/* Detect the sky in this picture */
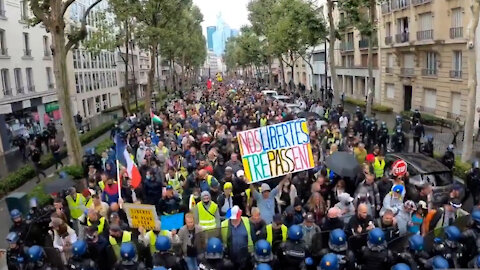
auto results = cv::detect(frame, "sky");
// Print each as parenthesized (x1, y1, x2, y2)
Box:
(193, 0, 250, 34)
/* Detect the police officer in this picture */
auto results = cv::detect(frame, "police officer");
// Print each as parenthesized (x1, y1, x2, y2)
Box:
(361, 117, 371, 143)
(420, 136, 434, 158)
(432, 225, 466, 268)
(412, 122, 425, 152)
(319, 253, 339, 270)
(466, 160, 480, 205)
(359, 228, 394, 270)
(25, 245, 53, 270)
(68, 240, 97, 270)
(412, 109, 421, 127)
(367, 118, 378, 150)
(392, 263, 411, 270)
(277, 225, 307, 270)
(463, 209, 480, 264)
(252, 239, 275, 268)
(395, 115, 403, 131)
(391, 128, 406, 152)
(395, 234, 430, 270)
(356, 107, 364, 122)
(441, 145, 455, 170)
(114, 242, 146, 270)
(152, 235, 183, 269)
(5, 232, 27, 270)
(431, 256, 449, 270)
(318, 229, 355, 270)
(378, 122, 389, 152)
(199, 237, 234, 270)
(9, 209, 29, 245)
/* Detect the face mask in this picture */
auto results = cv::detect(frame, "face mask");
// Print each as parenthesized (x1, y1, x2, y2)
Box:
(146, 176, 151, 180)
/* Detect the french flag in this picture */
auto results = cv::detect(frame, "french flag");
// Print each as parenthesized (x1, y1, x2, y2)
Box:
(115, 134, 142, 189)
(225, 205, 242, 220)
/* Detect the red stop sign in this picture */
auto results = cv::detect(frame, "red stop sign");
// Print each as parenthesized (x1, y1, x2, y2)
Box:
(392, 159, 407, 177)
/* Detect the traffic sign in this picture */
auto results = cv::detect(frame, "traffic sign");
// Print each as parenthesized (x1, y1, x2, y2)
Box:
(391, 159, 407, 177)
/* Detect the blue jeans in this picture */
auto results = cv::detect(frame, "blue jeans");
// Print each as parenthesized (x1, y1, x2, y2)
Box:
(184, 256, 198, 270)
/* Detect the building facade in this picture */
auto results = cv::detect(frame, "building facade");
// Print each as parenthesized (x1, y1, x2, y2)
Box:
(0, 0, 58, 153)
(206, 26, 216, 52)
(379, 0, 469, 118)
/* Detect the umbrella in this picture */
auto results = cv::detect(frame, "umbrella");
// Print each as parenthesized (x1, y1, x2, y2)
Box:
(324, 151, 361, 178)
(297, 111, 322, 119)
(44, 175, 75, 194)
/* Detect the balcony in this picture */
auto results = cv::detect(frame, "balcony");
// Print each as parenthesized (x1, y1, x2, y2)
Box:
(392, 0, 410, 10)
(385, 36, 393, 45)
(381, 2, 391, 14)
(28, 85, 35, 92)
(450, 70, 462, 79)
(400, 67, 415, 77)
(385, 67, 393, 73)
(417, 30, 433, 41)
(359, 38, 378, 49)
(450, 27, 463, 39)
(3, 88, 11, 96)
(412, 0, 432, 6)
(447, 112, 461, 119)
(0, 47, 8, 56)
(419, 105, 435, 114)
(24, 49, 31, 57)
(341, 42, 354, 52)
(421, 68, 437, 76)
(16, 87, 24, 94)
(48, 83, 55, 89)
(395, 32, 409, 43)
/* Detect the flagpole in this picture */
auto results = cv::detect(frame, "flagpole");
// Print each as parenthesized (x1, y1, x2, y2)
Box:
(116, 159, 122, 200)
(150, 108, 154, 130)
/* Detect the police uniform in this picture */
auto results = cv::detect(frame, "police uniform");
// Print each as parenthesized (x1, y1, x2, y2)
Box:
(68, 257, 97, 270)
(199, 259, 235, 270)
(152, 251, 183, 270)
(277, 240, 307, 270)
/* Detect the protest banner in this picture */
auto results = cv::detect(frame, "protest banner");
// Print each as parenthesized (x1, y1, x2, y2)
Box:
(237, 118, 314, 183)
(123, 203, 160, 231)
(160, 213, 185, 230)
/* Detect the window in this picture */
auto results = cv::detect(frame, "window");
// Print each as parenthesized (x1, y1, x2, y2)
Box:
(82, 51, 87, 68)
(313, 52, 325, 62)
(79, 73, 84, 92)
(14, 68, 23, 94)
(1, 69, 10, 95)
(387, 54, 394, 67)
(73, 50, 78, 68)
(386, 83, 395, 99)
(451, 92, 461, 115)
(418, 13, 433, 40)
(43, 36, 50, 56)
(451, 8, 463, 38)
(113, 72, 117, 86)
(386, 22, 391, 37)
(23, 33, 30, 56)
(451, 51, 462, 78)
(396, 17, 409, 42)
(0, 0, 5, 16)
(46, 67, 53, 88)
(75, 73, 80, 93)
(424, 51, 437, 75)
(0, 29, 6, 55)
(26, 67, 33, 91)
(20, 0, 28, 20)
(424, 88, 437, 110)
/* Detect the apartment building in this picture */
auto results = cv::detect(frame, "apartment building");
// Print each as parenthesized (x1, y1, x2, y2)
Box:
(0, 0, 58, 153)
(379, 0, 468, 119)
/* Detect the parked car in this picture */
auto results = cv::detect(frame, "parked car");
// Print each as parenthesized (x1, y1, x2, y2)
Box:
(261, 90, 279, 99)
(384, 152, 463, 205)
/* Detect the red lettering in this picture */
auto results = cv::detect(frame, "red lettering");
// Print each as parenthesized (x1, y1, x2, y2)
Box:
(253, 130, 262, 153)
(238, 132, 253, 155)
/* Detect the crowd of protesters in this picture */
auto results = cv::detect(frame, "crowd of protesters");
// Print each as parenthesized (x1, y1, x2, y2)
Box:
(5, 80, 480, 270)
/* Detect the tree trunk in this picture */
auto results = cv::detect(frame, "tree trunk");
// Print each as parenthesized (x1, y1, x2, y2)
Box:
(327, 0, 340, 105)
(123, 20, 131, 115)
(290, 52, 295, 91)
(267, 57, 274, 88)
(366, 0, 376, 116)
(462, 0, 480, 162)
(52, 30, 83, 166)
(145, 44, 157, 115)
(279, 56, 286, 90)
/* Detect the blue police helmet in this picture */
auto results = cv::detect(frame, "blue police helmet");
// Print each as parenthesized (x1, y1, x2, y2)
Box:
(408, 234, 424, 252)
(153, 267, 167, 270)
(472, 209, 480, 224)
(10, 209, 21, 220)
(368, 228, 386, 246)
(444, 225, 461, 242)
(6, 232, 19, 244)
(305, 257, 314, 266)
(256, 263, 272, 270)
(254, 239, 272, 262)
(72, 240, 87, 257)
(319, 253, 339, 270)
(28, 245, 44, 262)
(59, 171, 68, 179)
(287, 225, 303, 241)
(476, 255, 480, 268)
(120, 242, 136, 261)
(205, 237, 223, 259)
(29, 197, 38, 208)
(392, 263, 411, 270)
(329, 229, 347, 252)
(155, 235, 171, 252)
(447, 144, 454, 151)
(432, 256, 449, 269)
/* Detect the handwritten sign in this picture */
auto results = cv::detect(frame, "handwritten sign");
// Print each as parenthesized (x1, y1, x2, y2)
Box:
(123, 203, 160, 231)
(237, 119, 314, 183)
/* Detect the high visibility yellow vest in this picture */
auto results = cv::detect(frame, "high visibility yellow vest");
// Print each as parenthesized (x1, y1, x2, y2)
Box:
(246, 189, 251, 202)
(85, 198, 93, 209)
(221, 217, 253, 252)
(99, 181, 105, 191)
(206, 175, 213, 187)
(167, 172, 182, 194)
(66, 194, 86, 219)
(265, 224, 287, 246)
(189, 195, 197, 210)
(146, 230, 170, 254)
(197, 201, 218, 230)
(109, 231, 132, 260)
(260, 118, 268, 127)
(373, 157, 386, 178)
(87, 216, 106, 234)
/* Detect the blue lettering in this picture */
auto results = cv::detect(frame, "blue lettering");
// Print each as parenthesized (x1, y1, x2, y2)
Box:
(259, 127, 270, 152)
(276, 125, 285, 148)
(268, 126, 278, 149)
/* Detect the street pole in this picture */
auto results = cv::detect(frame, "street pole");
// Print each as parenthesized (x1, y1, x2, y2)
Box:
(324, 41, 328, 102)
(131, 40, 138, 113)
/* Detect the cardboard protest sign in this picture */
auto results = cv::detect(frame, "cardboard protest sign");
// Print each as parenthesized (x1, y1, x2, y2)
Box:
(237, 118, 314, 183)
(123, 203, 160, 231)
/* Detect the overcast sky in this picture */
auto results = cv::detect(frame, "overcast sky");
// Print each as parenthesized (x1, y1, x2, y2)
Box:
(193, 0, 251, 34)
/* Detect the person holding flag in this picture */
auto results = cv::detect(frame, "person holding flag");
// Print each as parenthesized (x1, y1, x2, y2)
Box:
(115, 132, 142, 201)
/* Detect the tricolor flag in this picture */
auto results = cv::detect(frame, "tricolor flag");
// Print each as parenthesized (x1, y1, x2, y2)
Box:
(115, 134, 141, 189)
(150, 111, 163, 125)
(225, 205, 242, 220)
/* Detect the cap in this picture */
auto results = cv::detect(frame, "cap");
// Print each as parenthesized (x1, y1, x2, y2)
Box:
(338, 193, 354, 203)
(166, 185, 173, 190)
(261, 183, 271, 192)
(236, 170, 245, 178)
(305, 213, 315, 222)
(393, 185, 404, 194)
(273, 214, 283, 223)
(226, 205, 242, 220)
(449, 198, 462, 208)
(418, 200, 428, 210)
(201, 191, 211, 198)
(223, 182, 233, 190)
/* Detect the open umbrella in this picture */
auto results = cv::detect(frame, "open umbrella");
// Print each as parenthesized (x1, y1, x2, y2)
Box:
(324, 151, 361, 178)
(297, 111, 322, 120)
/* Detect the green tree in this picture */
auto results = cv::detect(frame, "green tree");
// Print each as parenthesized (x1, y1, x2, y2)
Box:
(30, 0, 103, 166)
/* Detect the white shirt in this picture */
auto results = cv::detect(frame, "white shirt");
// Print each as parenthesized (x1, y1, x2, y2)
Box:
(339, 116, 349, 129)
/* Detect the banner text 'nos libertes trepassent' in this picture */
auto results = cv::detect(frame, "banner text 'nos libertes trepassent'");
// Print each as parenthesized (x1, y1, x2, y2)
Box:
(237, 119, 314, 183)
